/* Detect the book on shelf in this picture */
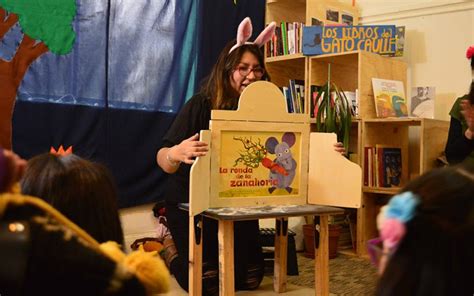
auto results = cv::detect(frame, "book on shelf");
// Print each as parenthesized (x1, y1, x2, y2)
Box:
(382, 147, 402, 187)
(372, 78, 408, 118)
(410, 86, 435, 119)
(343, 90, 358, 117)
(364, 145, 402, 188)
(266, 22, 305, 58)
(282, 86, 293, 113)
(287, 22, 295, 55)
(310, 85, 322, 118)
(282, 80, 305, 114)
(363, 147, 372, 187)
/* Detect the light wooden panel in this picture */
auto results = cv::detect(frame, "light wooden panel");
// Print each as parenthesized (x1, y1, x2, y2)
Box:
(188, 216, 202, 295)
(359, 51, 408, 118)
(349, 120, 362, 163)
(315, 215, 329, 296)
(212, 81, 309, 123)
(189, 130, 211, 216)
(306, 0, 359, 26)
(265, 56, 306, 88)
(420, 119, 449, 172)
(307, 133, 362, 208)
(266, 0, 306, 24)
(357, 193, 379, 256)
(309, 52, 359, 92)
(274, 218, 288, 292)
(218, 220, 234, 296)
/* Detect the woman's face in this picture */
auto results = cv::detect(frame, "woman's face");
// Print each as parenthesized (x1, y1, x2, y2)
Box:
(230, 51, 264, 94)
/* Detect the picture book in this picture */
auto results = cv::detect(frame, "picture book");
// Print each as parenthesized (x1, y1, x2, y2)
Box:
(410, 86, 435, 118)
(372, 78, 408, 118)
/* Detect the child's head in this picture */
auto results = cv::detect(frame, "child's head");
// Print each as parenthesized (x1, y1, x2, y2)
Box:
(375, 163, 474, 296)
(20, 153, 124, 244)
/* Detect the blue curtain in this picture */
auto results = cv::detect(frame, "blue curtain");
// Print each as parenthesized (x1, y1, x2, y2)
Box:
(18, 0, 198, 113)
(10, 0, 265, 208)
(12, 0, 199, 207)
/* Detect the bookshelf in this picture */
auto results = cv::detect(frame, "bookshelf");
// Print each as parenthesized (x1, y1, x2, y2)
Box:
(265, 0, 359, 113)
(359, 118, 449, 255)
(265, 0, 449, 256)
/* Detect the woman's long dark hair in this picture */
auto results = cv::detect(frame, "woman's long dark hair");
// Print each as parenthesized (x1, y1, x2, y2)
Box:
(200, 41, 270, 110)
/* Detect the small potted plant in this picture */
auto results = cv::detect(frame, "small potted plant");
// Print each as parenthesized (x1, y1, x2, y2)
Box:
(314, 64, 353, 152)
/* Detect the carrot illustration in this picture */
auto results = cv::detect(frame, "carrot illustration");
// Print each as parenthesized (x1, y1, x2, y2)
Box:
(261, 157, 288, 176)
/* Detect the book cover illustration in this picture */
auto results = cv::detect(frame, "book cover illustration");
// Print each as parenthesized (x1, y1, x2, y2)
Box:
(410, 86, 435, 118)
(326, 8, 340, 22)
(341, 12, 354, 26)
(302, 25, 397, 56)
(218, 131, 301, 197)
(394, 26, 405, 57)
(372, 78, 408, 118)
(382, 147, 402, 187)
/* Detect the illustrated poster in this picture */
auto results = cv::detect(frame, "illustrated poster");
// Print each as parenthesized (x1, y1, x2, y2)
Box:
(218, 130, 302, 198)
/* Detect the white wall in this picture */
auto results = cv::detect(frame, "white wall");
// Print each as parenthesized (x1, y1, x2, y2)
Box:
(358, 0, 474, 120)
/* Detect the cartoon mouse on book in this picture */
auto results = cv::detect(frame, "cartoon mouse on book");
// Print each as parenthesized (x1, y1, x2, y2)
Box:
(264, 132, 297, 193)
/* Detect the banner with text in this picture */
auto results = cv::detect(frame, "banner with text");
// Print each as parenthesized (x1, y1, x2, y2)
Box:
(302, 25, 397, 56)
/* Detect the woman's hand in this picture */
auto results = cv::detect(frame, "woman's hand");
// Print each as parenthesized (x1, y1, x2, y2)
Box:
(169, 133, 209, 165)
(333, 142, 346, 155)
(461, 99, 474, 140)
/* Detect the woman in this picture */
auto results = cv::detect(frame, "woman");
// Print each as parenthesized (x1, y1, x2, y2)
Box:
(445, 45, 474, 164)
(156, 18, 274, 295)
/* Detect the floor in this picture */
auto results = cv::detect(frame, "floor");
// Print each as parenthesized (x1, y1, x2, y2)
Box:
(160, 276, 316, 296)
(158, 251, 378, 295)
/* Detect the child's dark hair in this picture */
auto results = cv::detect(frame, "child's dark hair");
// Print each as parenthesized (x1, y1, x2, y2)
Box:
(20, 153, 124, 245)
(375, 163, 474, 296)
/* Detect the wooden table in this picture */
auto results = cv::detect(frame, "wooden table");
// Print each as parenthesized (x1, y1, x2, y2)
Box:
(179, 203, 344, 296)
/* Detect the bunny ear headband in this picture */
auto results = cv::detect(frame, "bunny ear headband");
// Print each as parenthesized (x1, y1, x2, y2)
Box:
(229, 17, 276, 54)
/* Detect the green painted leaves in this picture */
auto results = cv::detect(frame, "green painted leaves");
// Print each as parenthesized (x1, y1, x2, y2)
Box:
(0, 0, 76, 54)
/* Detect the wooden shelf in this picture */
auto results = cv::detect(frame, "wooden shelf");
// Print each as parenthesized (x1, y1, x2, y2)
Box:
(266, 53, 305, 63)
(362, 187, 399, 195)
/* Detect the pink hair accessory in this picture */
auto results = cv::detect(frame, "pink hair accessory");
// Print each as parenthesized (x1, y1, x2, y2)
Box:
(466, 45, 474, 59)
(229, 17, 276, 53)
(380, 218, 406, 249)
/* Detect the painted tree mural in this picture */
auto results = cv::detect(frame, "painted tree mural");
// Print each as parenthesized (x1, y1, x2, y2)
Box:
(0, 0, 76, 149)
